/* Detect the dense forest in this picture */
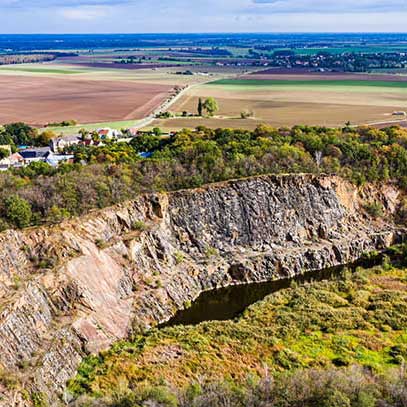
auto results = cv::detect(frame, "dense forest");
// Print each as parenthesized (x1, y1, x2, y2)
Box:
(0, 124, 406, 230)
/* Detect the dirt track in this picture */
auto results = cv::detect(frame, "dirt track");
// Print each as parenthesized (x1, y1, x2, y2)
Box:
(0, 75, 173, 126)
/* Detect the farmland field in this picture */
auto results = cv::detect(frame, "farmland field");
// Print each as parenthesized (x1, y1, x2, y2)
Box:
(0, 61, 247, 128)
(151, 75, 407, 130)
(0, 66, 84, 74)
(249, 68, 407, 80)
(2, 36, 407, 131)
(0, 73, 174, 126)
(212, 78, 407, 88)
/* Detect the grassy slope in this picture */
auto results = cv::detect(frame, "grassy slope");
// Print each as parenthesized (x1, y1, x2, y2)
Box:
(69, 261, 407, 398)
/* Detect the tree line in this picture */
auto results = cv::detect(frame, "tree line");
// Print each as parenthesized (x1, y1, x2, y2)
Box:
(0, 124, 406, 231)
(0, 122, 56, 150)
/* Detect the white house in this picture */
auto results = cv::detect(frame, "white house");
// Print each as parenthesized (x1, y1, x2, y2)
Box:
(97, 128, 121, 140)
(50, 135, 81, 153)
(0, 152, 24, 171)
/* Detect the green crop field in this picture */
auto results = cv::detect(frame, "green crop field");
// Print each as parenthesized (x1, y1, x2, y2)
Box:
(0, 66, 84, 74)
(210, 78, 407, 89)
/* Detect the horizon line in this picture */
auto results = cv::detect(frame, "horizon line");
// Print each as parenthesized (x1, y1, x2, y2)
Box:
(2, 32, 407, 35)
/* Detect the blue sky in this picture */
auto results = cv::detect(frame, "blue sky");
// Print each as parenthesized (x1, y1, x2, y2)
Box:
(1, 0, 407, 33)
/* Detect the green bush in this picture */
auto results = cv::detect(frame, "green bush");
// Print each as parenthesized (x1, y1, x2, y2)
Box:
(364, 201, 384, 218)
(4, 195, 32, 229)
(131, 220, 148, 232)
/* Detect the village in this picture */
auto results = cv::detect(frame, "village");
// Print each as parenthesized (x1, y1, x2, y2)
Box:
(0, 125, 146, 171)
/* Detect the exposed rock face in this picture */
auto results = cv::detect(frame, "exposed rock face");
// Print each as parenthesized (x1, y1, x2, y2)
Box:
(0, 174, 404, 406)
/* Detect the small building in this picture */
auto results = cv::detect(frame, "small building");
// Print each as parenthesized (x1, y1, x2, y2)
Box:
(97, 128, 121, 140)
(127, 127, 139, 137)
(19, 147, 51, 165)
(50, 135, 81, 153)
(45, 152, 75, 167)
(0, 152, 24, 171)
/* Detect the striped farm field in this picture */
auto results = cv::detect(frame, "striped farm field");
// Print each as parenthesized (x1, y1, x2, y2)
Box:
(152, 73, 407, 129)
(209, 78, 407, 89)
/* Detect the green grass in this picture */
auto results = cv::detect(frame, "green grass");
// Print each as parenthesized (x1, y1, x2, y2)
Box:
(209, 78, 407, 89)
(43, 119, 145, 135)
(224, 46, 251, 57)
(0, 66, 84, 74)
(68, 262, 407, 398)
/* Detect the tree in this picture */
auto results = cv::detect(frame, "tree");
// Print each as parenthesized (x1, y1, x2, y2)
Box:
(35, 130, 56, 147)
(0, 147, 10, 159)
(0, 132, 15, 150)
(203, 98, 219, 117)
(314, 151, 323, 167)
(91, 131, 100, 143)
(241, 110, 254, 119)
(79, 128, 90, 142)
(18, 161, 54, 178)
(3, 122, 37, 146)
(130, 134, 162, 153)
(4, 195, 32, 229)
(152, 127, 163, 137)
(197, 98, 203, 116)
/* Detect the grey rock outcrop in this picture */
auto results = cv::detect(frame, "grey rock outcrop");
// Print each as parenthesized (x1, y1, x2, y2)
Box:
(0, 174, 404, 406)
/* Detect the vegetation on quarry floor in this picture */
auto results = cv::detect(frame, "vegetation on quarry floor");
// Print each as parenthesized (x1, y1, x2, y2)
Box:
(0, 124, 406, 231)
(68, 249, 407, 407)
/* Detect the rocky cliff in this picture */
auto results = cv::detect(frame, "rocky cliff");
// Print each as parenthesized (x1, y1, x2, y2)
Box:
(0, 174, 404, 406)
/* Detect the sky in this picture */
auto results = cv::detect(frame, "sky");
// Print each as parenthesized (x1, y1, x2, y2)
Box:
(1, 0, 407, 33)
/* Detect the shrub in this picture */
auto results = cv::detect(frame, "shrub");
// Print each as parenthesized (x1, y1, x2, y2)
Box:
(240, 110, 254, 119)
(95, 239, 108, 249)
(4, 195, 32, 229)
(0, 368, 19, 390)
(47, 205, 70, 224)
(132, 220, 148, 232)
(31, 392, 48, 407)
(364, 201, 384, 218)
(174, 251, 185, 265)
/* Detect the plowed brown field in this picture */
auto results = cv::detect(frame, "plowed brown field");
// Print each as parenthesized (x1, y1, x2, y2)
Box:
(0, 75, 173, 126)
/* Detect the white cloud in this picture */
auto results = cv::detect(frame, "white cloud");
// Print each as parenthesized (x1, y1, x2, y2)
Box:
(251, 0, 407, 13)
(1, 0, 407, 32)
(0, 0, 128, 7)
(59, 5, 109, 20)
